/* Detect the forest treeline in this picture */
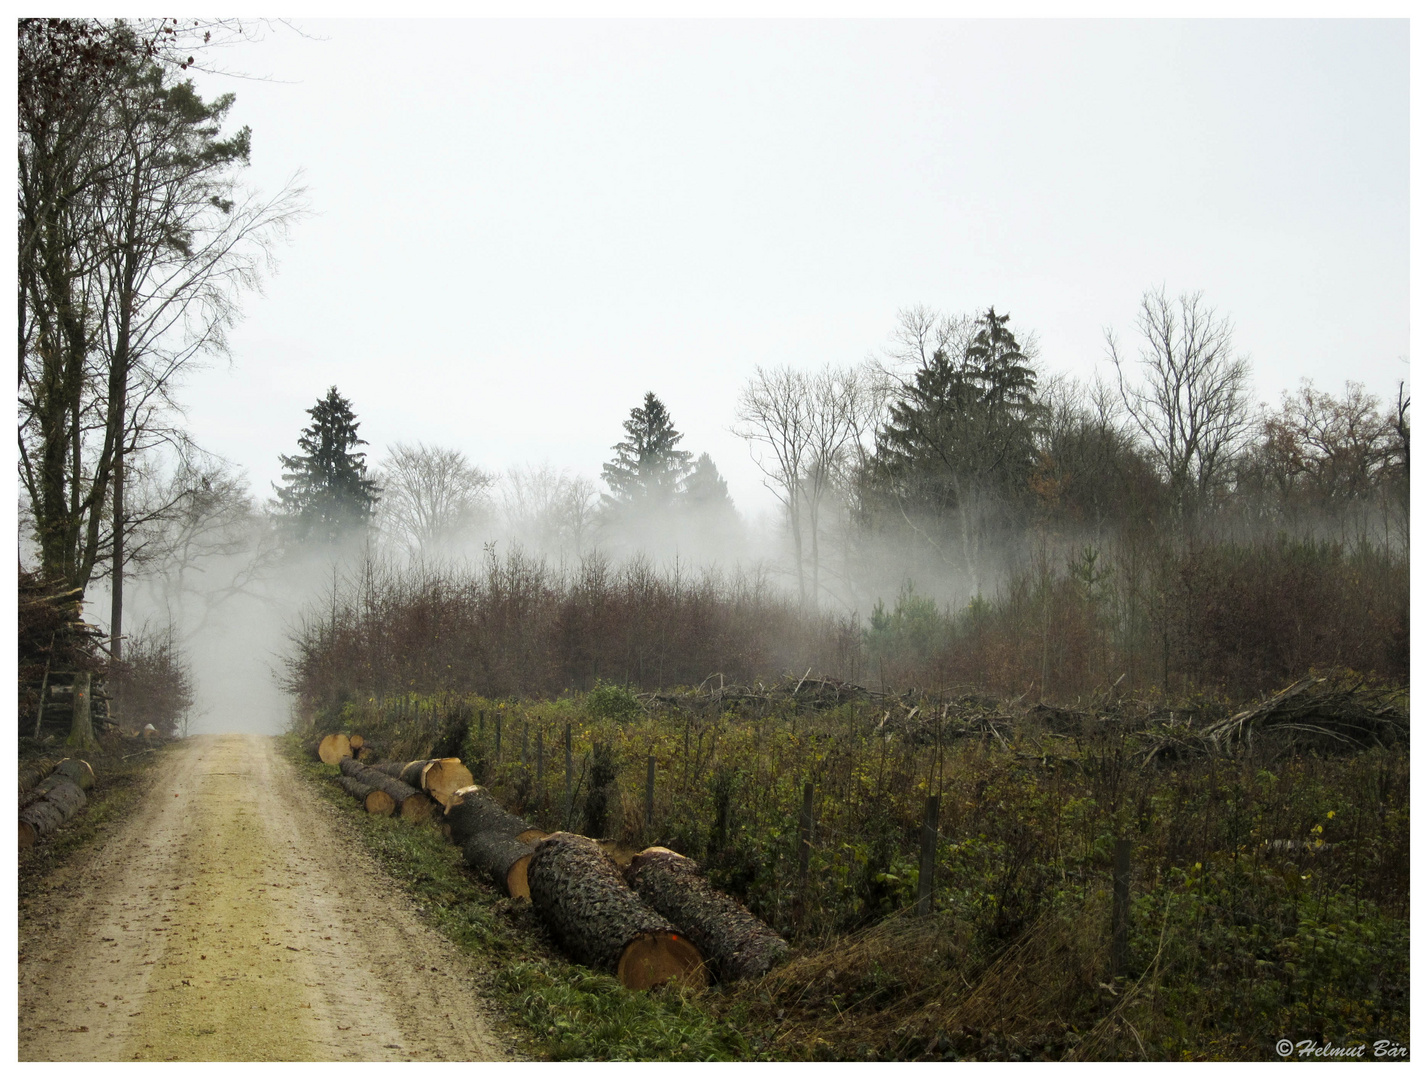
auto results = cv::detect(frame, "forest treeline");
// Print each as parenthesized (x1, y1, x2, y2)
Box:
(16, 22, 1408, 730)
(284, 300, 1408, 714)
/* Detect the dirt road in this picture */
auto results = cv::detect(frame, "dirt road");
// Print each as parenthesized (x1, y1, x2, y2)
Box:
(18, 734, 510, 1061)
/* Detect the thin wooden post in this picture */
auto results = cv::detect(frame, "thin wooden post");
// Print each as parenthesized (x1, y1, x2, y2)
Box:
(1112, 838, 1132, 976)
(536, 728, 544, 785)
(495, 714, 502, 761)
(916, 794, 940, 916)
(797, 782, 815, 887)
(479, 709, 485, 740)
(564, 722, 573, 824)
(645, 754, 656, 830)
(521, 722, 529, 768)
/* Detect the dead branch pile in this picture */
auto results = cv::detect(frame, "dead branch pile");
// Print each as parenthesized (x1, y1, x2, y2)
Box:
(1199, 675, 1408, 752)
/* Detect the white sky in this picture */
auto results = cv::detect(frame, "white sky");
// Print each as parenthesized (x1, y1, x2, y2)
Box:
(172, 17, 1408, 520)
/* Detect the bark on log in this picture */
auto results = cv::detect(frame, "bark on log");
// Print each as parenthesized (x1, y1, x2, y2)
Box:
(18, 779, 87, 849)
(627, 847, 789, 982)
(338, 774, 397, 816)
(462, 832, 536, 900)
(527, 832, 707, 991)
(310, 734, 352, 765)
(338, 758, 430, 821)
(19, 758, 60, 796)
(369, 760, 410, 780)
(399, 759, 433, 788)
(446, 785, 535, 847)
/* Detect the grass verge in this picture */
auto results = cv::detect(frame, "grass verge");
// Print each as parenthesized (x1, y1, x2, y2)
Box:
(279, 735, 758, 1061)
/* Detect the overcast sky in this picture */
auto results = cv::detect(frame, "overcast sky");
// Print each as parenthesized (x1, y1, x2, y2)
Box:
(179, 18, 1409, 520)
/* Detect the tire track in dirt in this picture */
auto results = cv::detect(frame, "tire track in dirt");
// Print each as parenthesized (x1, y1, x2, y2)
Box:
(19, 734, 509, 1061)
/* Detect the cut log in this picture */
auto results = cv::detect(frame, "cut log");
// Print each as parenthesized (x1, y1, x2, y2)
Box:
(18, 779, 87, 850)
(356, 745, 380, 763)
(446, 785, 535, 847)
(349, 734, 365, 752)
(399, 759, 434, 789)
(462, 832, 536, 899)
(310, 733, 352, 765)
(337, 774, 397, 816)
(421, 758, 475, 808)
(527, 832, 707, 991)
(53, 758, 95, 791)
(19, 758, 60, 796)
(369, 760, 410, 780)
(627, 847, 789, 982)
(338, 758, 431, 821)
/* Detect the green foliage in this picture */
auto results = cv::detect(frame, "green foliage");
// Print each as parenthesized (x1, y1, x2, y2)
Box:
(601, 392, 693, 509)
(866, 581, 947, 661)
(272, 386, 381, 544)
(586, 680, 642, 723)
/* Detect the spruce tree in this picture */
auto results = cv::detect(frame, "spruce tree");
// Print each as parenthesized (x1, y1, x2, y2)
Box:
(272, 386, 381, 544)
(601, 392, 693, 508)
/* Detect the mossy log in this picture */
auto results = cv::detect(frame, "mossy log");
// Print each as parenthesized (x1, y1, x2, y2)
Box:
(445, 785, 536, 847)
(627, 847, 789, 982)
(19, 779, 87, 849)
(53, 758, 95, 791)
(462, 832, 536, 899)
(338, 758, 430, 820)
(19, 758, 61, 796)
(310, 733, 352, 765)
(527, 832, 707, 991)
(338, 773, 397, 815)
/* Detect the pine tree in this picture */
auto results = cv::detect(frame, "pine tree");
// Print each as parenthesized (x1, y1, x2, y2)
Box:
(272, 386, 381, 544)
(682, 452, 734, 510)
(601, 392, 693, 509)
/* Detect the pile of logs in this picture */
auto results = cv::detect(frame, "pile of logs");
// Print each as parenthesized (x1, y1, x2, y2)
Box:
(316, 738, 790, 992)
(19, 757, 95, 850)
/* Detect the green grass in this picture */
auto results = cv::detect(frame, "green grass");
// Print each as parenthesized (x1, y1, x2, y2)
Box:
(280, 736, 755, 1061)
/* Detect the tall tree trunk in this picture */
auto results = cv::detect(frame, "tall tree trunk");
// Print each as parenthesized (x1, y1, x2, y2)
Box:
(65, 672, 99, 752)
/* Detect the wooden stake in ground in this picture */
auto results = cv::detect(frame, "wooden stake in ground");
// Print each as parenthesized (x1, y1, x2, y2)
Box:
(310, 733, 352, 765)
(627, 846, 788, 982)
(19, 779, 87, 849)
(527, 832, 707, 992)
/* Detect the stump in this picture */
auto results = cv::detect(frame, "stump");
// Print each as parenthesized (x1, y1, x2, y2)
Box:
(462, 832, 536, 899)
(446, 785, 535, 847)
(18, 779, 87, 849)
(311, 733, 352, 765)
(527, 832, 707, 991)
(627, 847, 789, 982)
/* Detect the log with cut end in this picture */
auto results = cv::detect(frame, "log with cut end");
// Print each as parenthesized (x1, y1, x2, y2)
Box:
(368, 760, 410, 780)
(627, 847, 789, 982)
(338, 773, 397, 815)
(310, 733, 352, 765)
(462, 832, 536, 899)
(420, 758, 474, 808)
(19, 758, 60, 796)
(445, 785, 535, 847)
(338, 758, 431, 821)
(18, 779, 87, 849)
(53, 758, 95, 791)
(399, 759, 433, 788)
(349, 734, 365, 753)
(355, 745, 380, 763)
(527, 832, 707, 991)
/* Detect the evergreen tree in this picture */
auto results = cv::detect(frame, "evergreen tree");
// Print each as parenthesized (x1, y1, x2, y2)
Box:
(601, 392, 693, 509)
(272, 386, 381, 544)
(873, 307, 1044, 593)
(682, 452, 735, 510)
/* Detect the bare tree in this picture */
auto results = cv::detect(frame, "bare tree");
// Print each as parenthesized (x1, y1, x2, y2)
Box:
(734, 366, 814, 605)
(376, 442, 494, 560)
(499, 464, 598, 558)
(1107, 288, 1253, 523)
